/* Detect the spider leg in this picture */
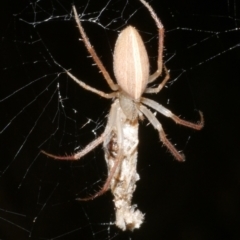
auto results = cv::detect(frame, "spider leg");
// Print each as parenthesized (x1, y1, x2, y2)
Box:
(72, 6, 118, 91)
(139, 104, 185, 161)
(139, 0, 165, 84)
(141, 97, 204, 130)
(42, 98, 120, 161)
(65, 70, 116, 99)
(41, 132, 106, 160)
(42, 130, 123, 201)
(144, 65, 170, 94)
(77, 149, 124, 201)
(41, 122, 121, 201)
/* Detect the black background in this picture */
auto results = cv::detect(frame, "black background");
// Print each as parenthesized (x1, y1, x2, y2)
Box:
(0, 0, 240, 239)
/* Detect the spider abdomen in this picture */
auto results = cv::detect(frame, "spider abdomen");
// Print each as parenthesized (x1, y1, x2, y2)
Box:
(113, 26, 149, 100)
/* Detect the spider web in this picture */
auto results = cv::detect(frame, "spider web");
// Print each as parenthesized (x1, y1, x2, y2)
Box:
(0, 0, 240, 239)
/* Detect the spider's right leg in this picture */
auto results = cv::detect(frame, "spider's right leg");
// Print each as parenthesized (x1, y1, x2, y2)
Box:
(41, 132, 106, 160)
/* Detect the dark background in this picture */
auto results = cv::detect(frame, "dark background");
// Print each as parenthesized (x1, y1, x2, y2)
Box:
(0, 0, 240, 239)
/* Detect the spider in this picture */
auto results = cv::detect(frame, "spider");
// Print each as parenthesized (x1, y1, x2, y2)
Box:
(42, 0, 204, 230)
